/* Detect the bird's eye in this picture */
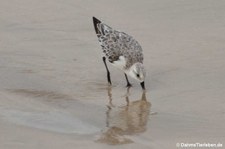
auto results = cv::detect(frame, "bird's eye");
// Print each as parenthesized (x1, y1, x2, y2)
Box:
(136, 74, 140, 78)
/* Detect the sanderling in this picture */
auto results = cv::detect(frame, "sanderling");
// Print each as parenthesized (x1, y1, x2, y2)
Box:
(93, 17, 146, 90)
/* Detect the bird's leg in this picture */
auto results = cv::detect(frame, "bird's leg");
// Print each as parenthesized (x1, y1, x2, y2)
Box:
(124, 73, 132, 87)
(140, 81, 145, 90)
(102, 57, 112, 85)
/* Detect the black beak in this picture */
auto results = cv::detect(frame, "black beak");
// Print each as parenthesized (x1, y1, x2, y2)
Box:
(140, 81, 145, 90)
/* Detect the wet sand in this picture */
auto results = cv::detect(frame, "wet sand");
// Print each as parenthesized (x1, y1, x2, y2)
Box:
(0, 0, 225, 148)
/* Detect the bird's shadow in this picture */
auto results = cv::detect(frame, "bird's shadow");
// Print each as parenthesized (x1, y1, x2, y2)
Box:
(96, 86, 152, 145)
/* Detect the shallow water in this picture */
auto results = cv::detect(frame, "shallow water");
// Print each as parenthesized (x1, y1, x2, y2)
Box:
(0, 0, 225, 148)
(2, 87, 152, 138)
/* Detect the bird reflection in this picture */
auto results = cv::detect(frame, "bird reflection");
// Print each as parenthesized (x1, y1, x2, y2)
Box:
(97, 87, 151, 145)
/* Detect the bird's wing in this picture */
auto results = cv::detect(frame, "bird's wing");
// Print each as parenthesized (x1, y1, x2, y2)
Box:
(93, 17, 143, 66)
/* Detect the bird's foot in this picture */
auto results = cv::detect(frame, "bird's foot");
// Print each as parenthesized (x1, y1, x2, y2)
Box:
(126, 83, 132, 88)
(108, 82, 112, 86)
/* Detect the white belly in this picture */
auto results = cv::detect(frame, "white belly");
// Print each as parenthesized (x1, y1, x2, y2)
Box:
(110, 56, 126, 71)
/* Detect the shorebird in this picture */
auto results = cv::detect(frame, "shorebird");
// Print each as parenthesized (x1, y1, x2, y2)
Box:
(93, 17, 146, 90)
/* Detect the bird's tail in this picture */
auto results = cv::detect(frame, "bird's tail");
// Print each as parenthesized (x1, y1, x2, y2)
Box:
(93, 17, 101, 36)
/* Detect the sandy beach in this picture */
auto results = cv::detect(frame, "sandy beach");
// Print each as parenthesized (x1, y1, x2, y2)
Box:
(0, 0, 225, 148)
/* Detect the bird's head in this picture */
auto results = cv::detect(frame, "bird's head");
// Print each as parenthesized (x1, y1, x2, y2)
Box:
(128, 62, 146, 90)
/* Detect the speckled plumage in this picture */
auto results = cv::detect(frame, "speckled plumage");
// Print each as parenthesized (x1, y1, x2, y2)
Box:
(93, 18, 143, 69)
(93, 17, 146, 90)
